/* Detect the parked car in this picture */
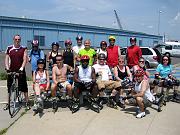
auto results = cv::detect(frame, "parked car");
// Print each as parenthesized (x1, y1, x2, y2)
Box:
(154, 42, 180, 57)
(121, 47, 161, 68)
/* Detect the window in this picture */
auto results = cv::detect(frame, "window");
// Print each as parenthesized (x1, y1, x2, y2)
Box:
(58, 41, 65, 49)
(165, 45, 172, 50)
(27, 40, 32, 50)
(141, 48, 153, 55)
(34, 35, 45, 46)
(139, 40, 142, 46)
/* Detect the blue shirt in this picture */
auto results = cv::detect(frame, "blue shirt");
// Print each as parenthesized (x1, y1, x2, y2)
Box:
(156, 64, 172, 78)
(29, 50, 45, 71)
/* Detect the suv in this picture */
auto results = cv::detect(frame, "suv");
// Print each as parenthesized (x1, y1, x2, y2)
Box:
(121, 47, 161, 68)
(154, 42, 180, 57)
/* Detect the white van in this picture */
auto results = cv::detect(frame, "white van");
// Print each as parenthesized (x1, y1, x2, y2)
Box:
(155, 41, 180, 57)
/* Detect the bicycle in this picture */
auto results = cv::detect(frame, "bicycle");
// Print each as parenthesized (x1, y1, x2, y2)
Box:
(8, 71, 23, 117)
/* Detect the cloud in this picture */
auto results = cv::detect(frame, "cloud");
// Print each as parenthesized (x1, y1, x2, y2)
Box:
(174, 12, 180, 21)
(147, 25, 153, 29)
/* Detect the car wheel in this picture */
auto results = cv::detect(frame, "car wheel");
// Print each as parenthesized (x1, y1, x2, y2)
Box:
(145, 61, 150, 68)
(164, 52, 171, 57)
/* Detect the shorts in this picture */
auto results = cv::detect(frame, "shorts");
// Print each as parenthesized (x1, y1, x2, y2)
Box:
(7, 71, 28, 93)
(39, 84, 47, 89)
(97, 80, 121, 90)
(58, 81, 70, 89)
(143, 97, 153, 107)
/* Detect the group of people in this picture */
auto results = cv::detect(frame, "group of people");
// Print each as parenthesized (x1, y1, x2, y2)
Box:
(3, 34, 179, 119)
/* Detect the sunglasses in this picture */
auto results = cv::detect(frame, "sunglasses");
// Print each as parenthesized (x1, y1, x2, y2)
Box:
(15, 39, 21, 41)
(163, 59, 168, 61)
(56, 59, 63, 61)
(139, 61, 144, 63)
(119, 61, 124, 62)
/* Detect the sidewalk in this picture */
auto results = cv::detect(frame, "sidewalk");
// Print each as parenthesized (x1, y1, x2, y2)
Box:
(5, 102, 180, 135)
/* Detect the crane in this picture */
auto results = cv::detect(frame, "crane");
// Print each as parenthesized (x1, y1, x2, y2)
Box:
(114, 10, 123, 30)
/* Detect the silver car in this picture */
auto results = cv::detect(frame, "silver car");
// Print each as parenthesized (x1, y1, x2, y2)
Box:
(121, 47, 161, 68)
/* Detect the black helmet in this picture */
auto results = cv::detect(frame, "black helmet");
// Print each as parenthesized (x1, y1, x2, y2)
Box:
(76, 35, 83, 41)
(37, 59, 45, 65)
(100, 41, 107, 47)
(130, 37, 137, 42)
(98, 53, 106, 60)
(31, 40, 39, 47)
(51, 42, 59, 47)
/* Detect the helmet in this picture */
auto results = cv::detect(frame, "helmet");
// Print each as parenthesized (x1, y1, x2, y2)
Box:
(37, 59, 45, 65)
(31, 40, 39, 47)
(51, 42, 59, 47)
(134, 69, 145, 77)
(76, 35, 83, 41)
(109, 36, 116, 41)
(130, 37, 137, 42)
(65, 39, 72, 46)
(98, 53, 106, 60)
(100, 41, 107, 47)
(80, 55, 90, 61)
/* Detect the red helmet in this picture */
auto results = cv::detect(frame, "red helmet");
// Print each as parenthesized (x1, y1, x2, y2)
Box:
(130, 37, 137, 42)
(65, 39, 72, 46)
(134, 69, 145, 77)
(32, 40, 39, 47)
(80, 55, 90, 61)
(100, 41, 107, 47)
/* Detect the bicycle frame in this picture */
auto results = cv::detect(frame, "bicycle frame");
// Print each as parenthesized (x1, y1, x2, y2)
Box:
(8, 72, 22, 117)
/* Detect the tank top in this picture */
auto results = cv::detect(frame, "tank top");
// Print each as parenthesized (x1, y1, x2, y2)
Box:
(78, 66, 92, 82)
(117, 66, 128, 80)
(49, 51, 58, 64)
(134, 80, 155, 102)
(35, 70, 47, 84)
(63, 49, 74, 67)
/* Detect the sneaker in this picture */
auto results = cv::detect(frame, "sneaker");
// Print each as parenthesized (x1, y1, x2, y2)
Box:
(3, 104, 9, 111)
(25, 102, 31, 110)
(33, 104, 38, 111)
(136, 112, 145, 118)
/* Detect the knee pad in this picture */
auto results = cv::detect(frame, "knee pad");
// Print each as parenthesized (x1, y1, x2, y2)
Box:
(153, 79, 159, 85)
(168, 80, 173, 87)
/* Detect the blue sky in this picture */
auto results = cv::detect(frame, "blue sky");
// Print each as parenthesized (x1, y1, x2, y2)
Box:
(0, 0, 180, 40)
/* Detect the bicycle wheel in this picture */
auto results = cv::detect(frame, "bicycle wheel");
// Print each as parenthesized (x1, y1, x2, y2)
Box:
(8, 84, 18, 117)
(17, 90, 23, 104)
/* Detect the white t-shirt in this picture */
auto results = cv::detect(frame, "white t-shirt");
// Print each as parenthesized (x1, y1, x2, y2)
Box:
(96, 48, 107, 58)
(93, 64, 111, 81)
(73, 45, 85, 54)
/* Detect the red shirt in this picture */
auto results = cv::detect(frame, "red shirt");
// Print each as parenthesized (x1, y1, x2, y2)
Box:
(127, 45, 142, 69)
(6, 45, 27, 72)
(106, 45, 119, 68)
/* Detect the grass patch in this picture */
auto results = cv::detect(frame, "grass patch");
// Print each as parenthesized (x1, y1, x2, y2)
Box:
(0, 128, 8, 135)
(0, 71, 7, 80)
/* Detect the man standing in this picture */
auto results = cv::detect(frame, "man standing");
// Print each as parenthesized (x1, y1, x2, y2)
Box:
(78, 39, 96, 66)
(73, 35, 85, 66)
(106, 36, 121, 69)
(127, 37, 142, 69)
(4, 34, 30, 110)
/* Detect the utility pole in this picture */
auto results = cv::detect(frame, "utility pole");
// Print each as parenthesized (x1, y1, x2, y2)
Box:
(114, 10, 123, 30)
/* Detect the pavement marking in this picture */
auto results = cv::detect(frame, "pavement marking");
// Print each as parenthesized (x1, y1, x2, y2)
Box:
(0, 101, 8, 104)
(0, 86, 32, 88)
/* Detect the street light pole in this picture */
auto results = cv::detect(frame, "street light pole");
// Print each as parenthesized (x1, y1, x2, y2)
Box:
(158, 10, 162, 35)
